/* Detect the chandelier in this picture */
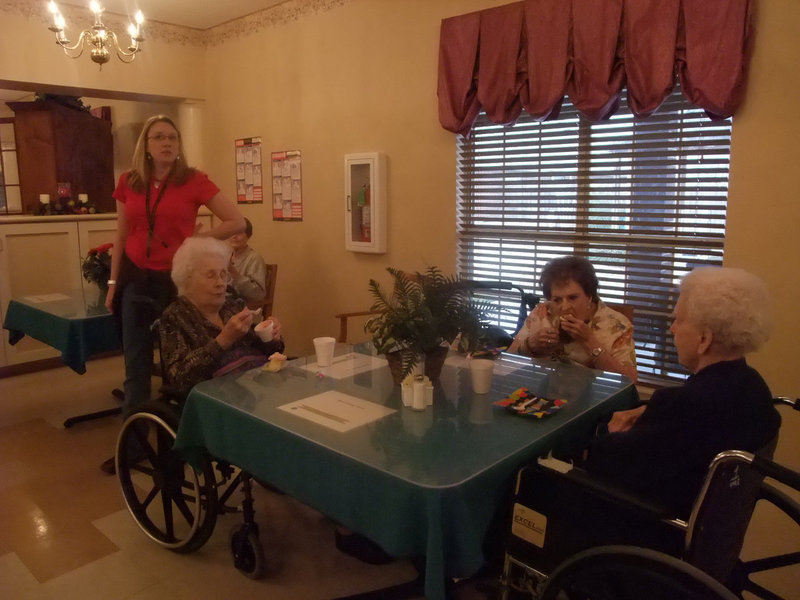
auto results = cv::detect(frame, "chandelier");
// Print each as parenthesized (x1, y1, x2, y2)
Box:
(46, 1, 145, 67)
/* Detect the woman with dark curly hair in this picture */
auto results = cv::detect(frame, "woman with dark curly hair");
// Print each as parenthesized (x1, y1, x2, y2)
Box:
(509, 256, 637, 381)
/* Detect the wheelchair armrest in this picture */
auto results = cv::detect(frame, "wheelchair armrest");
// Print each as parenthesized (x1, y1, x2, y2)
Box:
(541, 463, 680, 523)
(759, 481, 800, 528)
(752, 454, 800, 492)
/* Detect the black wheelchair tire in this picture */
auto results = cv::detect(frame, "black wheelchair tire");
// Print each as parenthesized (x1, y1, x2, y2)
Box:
(116, 400, 219, 554)
(539, 545, 739, 600)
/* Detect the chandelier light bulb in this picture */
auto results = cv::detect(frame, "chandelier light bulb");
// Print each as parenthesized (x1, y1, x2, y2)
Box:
(45, 0, 145, 68)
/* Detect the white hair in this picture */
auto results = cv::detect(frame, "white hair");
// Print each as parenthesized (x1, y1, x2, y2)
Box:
(171, 237, 232, 296)
(680, 267, 772, 354)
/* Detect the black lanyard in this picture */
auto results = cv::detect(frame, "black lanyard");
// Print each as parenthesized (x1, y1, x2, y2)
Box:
(145, 178, 169, 258)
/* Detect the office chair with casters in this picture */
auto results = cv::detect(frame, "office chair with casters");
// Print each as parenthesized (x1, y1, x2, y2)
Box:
(115, 319, 268, 579)
(461, 280, 539, 348)
(497, 399, 800, 600)
(334, 276, 538, 345)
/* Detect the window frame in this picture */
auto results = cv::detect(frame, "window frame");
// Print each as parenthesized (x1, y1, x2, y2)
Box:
(456, 89, 733, 385)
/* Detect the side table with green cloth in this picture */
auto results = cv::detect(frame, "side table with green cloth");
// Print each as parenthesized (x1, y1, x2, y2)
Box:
(174, 345, 636, 600)
(3, 290, 119, 374)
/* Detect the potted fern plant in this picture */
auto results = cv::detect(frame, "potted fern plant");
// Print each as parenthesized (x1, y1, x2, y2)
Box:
(365, 267, 488, 383)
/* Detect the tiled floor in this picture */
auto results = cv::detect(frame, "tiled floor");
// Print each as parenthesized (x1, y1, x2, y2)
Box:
(0, 356, 797, 599)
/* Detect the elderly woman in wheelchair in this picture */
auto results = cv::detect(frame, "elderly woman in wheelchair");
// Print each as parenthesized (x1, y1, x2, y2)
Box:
(159, 236, 285, 398)
(498, 267, 797, 600)
(114, 236, 286, 576)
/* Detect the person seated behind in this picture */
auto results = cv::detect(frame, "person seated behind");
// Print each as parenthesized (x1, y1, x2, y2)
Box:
(227, 217, 268, 310)
(586, 267, 781, 519)
(508, 256, 638, 382)
(160, 236, 285, 398)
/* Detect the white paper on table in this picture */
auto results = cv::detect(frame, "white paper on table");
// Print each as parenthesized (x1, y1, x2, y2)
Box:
(300, 352, 387, 380)
(24, 293, 71, 303)
(279, 390, 395, 432)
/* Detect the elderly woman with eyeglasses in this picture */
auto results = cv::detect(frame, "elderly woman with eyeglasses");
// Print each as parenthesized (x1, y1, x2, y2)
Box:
(159, 237, 285, 398)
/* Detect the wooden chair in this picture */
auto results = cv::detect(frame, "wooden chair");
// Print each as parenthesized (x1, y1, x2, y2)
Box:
(262, 264, 278, 317)
(606, 302, 634, 323)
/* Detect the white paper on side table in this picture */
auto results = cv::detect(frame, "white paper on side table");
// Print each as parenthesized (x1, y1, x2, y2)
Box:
(300, 352, 387, 380)
(278, 390, 395, 432)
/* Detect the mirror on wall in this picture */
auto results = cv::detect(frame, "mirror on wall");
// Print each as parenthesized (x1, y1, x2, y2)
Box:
(0, 87, 179, 216)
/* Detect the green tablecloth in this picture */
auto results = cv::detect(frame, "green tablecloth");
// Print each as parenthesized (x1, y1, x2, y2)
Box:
(174, 347, 636, 600)
(3, 290, 119, 374)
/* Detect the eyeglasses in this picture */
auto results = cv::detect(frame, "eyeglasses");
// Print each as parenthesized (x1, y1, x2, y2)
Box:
(148, 133, 179, 143)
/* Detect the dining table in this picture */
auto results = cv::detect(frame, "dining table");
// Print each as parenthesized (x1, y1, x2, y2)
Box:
(174, 343, 637, 600)
(3, 289, 122, 427)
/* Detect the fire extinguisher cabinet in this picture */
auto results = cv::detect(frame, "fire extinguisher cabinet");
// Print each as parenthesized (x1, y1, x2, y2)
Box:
(344, 152, 386, 253)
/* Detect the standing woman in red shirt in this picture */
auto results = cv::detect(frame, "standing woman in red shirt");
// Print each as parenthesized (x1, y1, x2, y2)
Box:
(104, 115, 244, 468)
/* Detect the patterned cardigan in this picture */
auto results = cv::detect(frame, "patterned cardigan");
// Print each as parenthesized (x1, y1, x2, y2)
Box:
(159, 296, 285, 397)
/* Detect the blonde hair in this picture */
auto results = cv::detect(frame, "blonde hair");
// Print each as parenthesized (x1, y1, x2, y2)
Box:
(680, 267, 772, 354)
(127, 115, 194, 193)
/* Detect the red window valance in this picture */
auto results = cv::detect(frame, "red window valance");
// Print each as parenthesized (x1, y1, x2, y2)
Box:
(438, 0, 754, 136)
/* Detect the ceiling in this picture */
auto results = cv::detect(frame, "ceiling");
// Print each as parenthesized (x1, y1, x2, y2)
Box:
(59, 0, 288, 30)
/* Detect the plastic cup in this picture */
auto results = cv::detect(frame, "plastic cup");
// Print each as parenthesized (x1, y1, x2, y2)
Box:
(469, 358, 495, 394)
(313, 336, 336, 367)
(255, 319, 274, 342)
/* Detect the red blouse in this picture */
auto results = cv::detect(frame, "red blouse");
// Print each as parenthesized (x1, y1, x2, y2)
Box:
(113, 170, 220, 271)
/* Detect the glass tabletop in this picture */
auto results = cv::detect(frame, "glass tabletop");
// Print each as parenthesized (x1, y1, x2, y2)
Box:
(186, 343, 634, 489)
(7, 289, 110, 320)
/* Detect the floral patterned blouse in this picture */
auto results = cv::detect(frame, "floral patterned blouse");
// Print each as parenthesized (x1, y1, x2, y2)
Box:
(513, 300, 636, 368)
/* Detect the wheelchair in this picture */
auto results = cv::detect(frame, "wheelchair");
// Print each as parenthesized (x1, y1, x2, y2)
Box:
(113, 314, 269, 579)
(498, 397, 800, 600)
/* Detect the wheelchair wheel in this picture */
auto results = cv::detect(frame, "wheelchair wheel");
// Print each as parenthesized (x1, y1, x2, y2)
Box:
(539, 545, 739, 600)
(116, 400, 219, 554)
(230, 523, 265, 579)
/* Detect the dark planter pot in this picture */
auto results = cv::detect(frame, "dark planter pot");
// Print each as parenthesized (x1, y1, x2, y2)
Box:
(386, 351, 406, 385)
(424, 346, 449, 382)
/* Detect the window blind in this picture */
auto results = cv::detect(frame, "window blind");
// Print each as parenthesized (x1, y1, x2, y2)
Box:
(456, 90, 732, 384)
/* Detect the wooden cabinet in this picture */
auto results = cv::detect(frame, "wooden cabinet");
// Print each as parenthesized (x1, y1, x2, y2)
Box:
(344, 153, 387, 254)
(7, 100, 115, 214)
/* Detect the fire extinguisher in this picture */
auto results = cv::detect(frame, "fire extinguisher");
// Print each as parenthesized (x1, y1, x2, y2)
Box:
(361, 184, 371, 241)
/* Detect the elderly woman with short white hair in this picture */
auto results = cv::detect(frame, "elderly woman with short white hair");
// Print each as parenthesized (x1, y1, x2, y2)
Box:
(159, 237, 285, 397)
(586, 267, 781, 518)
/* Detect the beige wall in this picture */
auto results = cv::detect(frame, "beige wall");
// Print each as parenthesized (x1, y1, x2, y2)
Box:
(201, 0, 508, 357)
(724, 0, 800, 397)
(1, 0, 797, 396)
